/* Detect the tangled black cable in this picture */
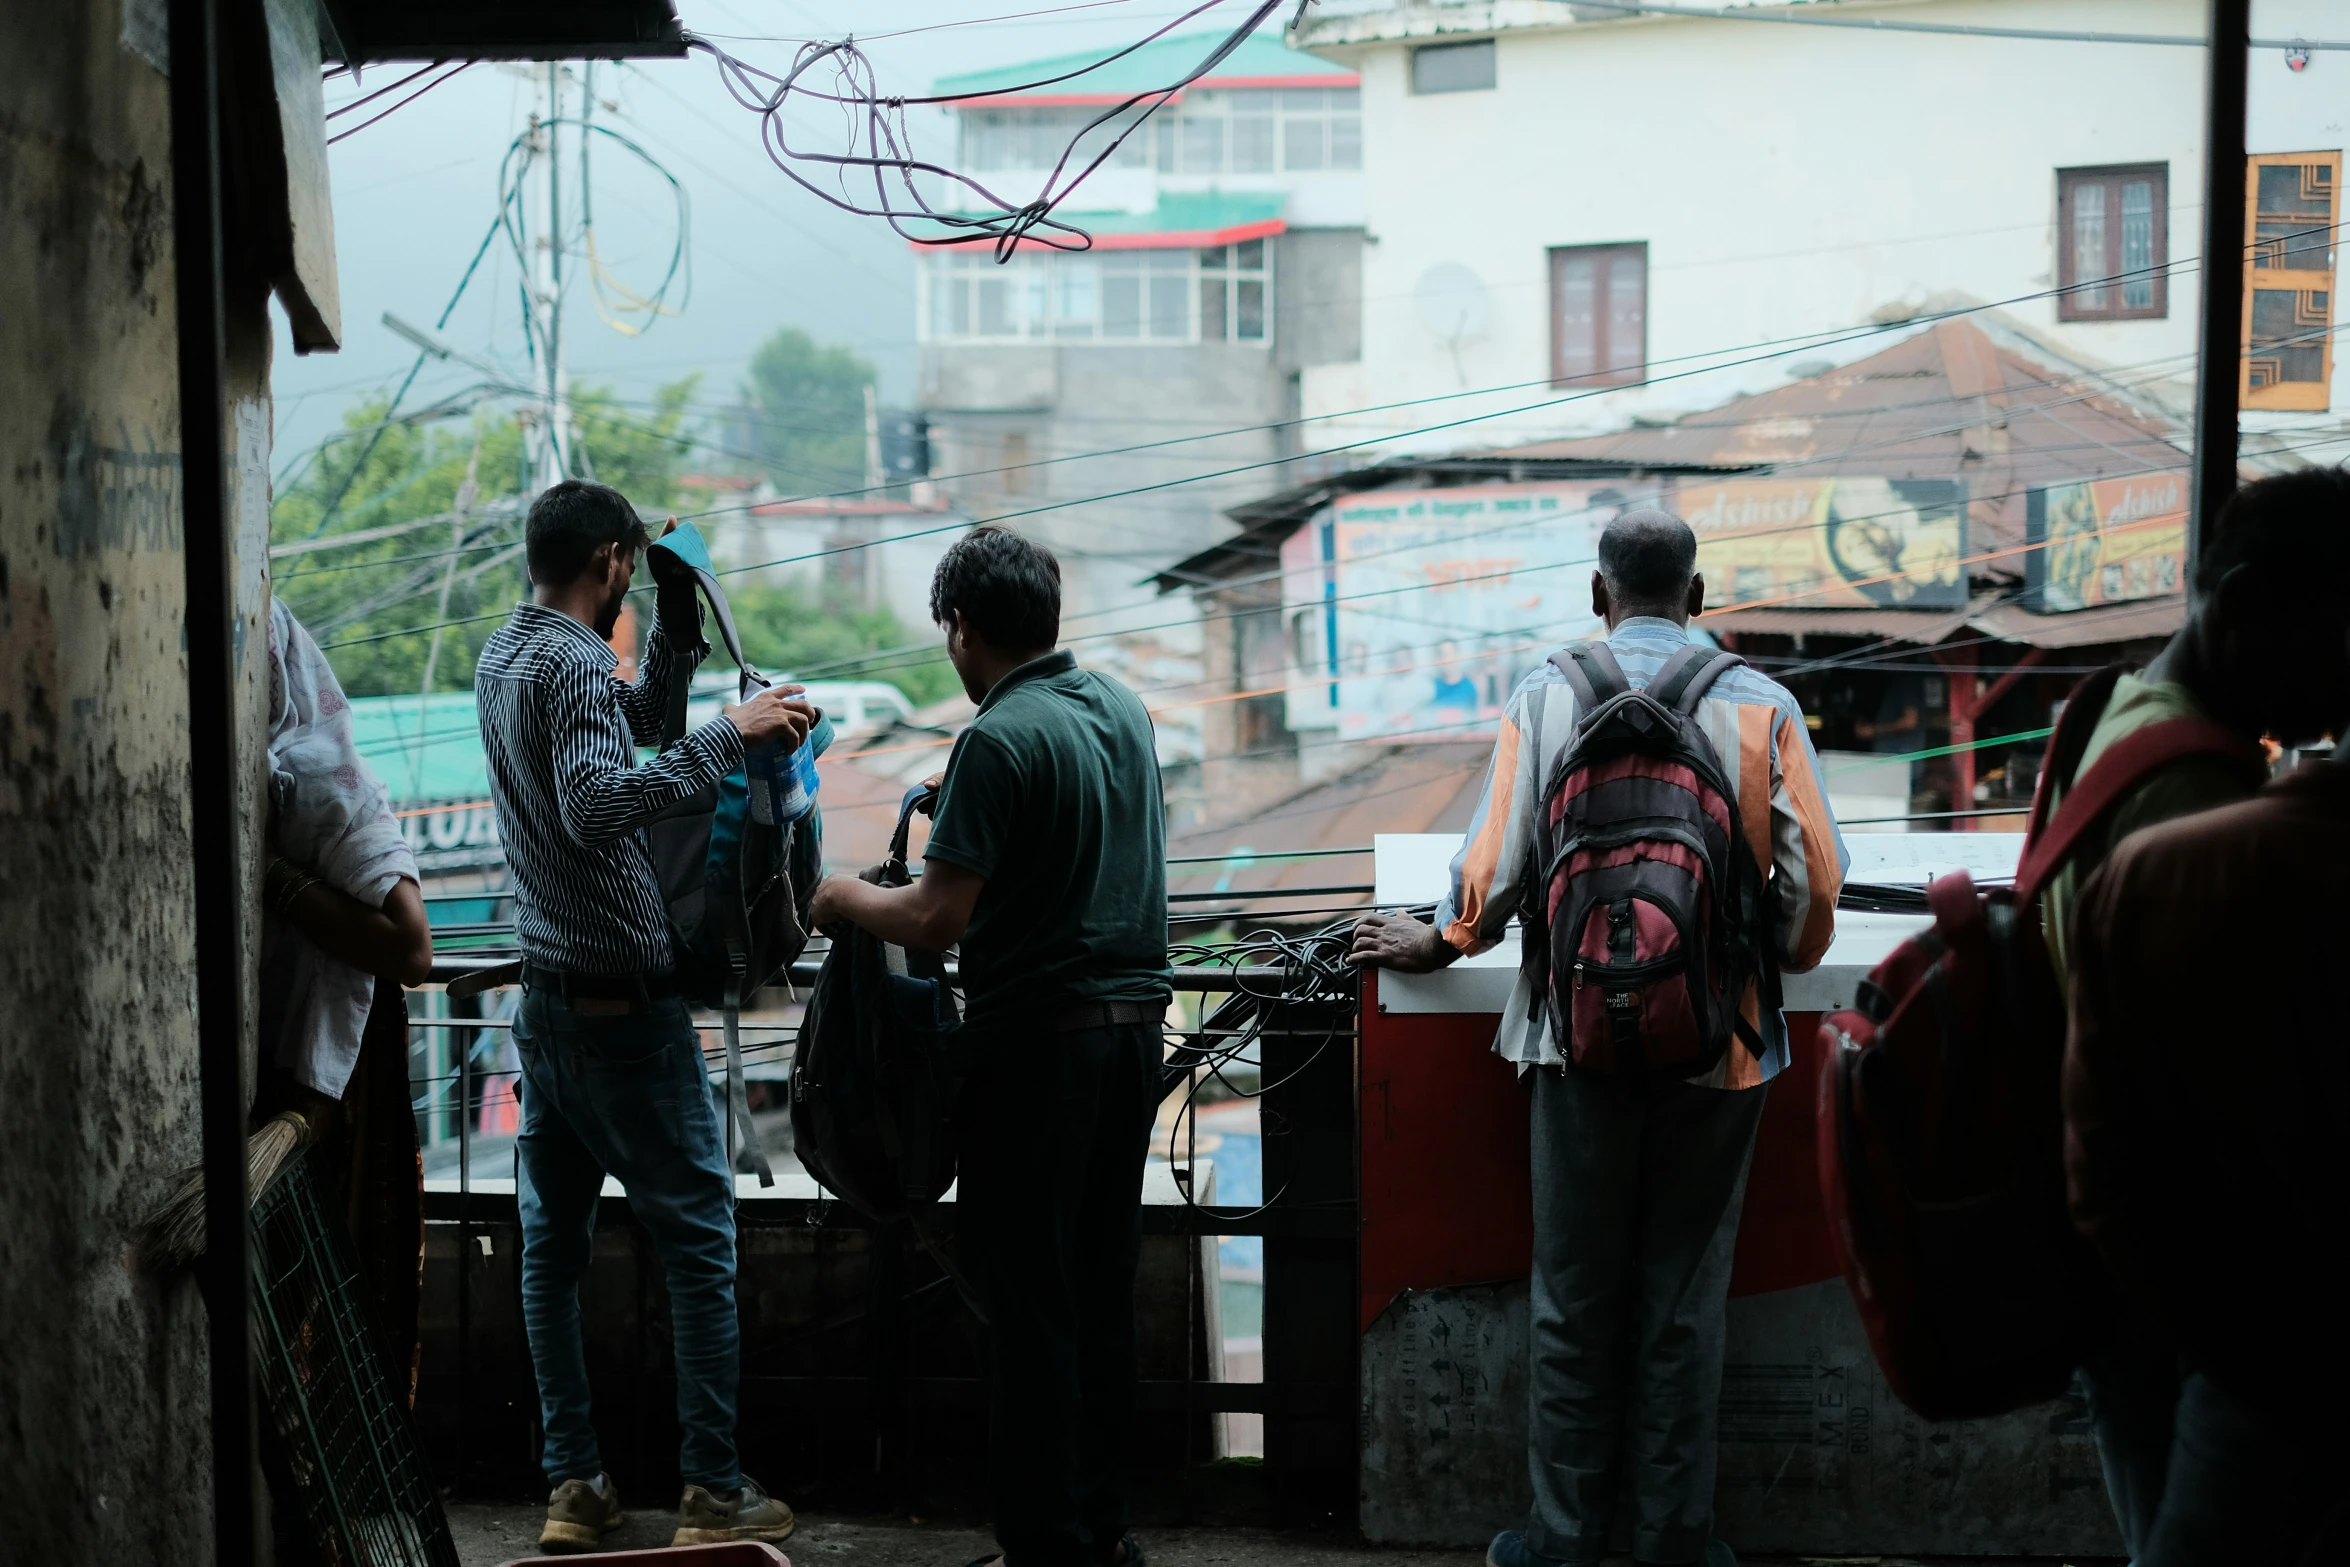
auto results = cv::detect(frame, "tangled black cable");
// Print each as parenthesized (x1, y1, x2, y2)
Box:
(1155, 908, 1380, 1218)
(684, 0, 1289, 260)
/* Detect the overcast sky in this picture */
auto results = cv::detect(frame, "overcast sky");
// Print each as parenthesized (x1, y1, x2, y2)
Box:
(271, 1, 1221, 486)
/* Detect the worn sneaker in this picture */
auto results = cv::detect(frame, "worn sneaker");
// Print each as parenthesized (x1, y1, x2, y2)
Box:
(538, 1473, 623, 1553)
(672, 1476, 796, 1546)
(1486, 1531, 1568, 1567)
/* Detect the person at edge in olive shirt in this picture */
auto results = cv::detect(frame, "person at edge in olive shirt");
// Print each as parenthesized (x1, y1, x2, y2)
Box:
(2035, 465, 2350, 1565)
(809, 525, 1170, 1567)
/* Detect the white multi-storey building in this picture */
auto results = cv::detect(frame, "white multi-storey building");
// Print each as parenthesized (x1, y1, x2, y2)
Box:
(915, 30, 1369, 751)
(1291, 0, 2347, 465)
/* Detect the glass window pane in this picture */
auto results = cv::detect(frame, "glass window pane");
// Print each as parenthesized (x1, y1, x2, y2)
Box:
(2071, 179, 2108, 309)
(1284, 117, 1326, 171)
(1103, 263, 1141, 338)
(1017, 111, 1068, 167)
(1282, 88, 1326, 111)
(1155, 116, 1177, 172)
(951, 273, 972, 337)
(978, 277, 1013, 337)
(1554, 253, 1597, 381)
(1229, 90, 1279, 112)
(1149, 272, 1190, 338)
(1411, 39, 1496, 94)
(1198, 245, 1229, 270)
(1181, 114, 1224, 173)
(1056, 259, 1098, 337)
(1236, 238, 1265, 271)
(1023, 268, 1049, 337)
(1237, 278, 1265, 340)
(2120, 180, 2156, 309)
(1604, 254, 1644, 379)
(1232, 116, 1276, 173)
(1329, 115, 1362, 170)
(1200, 276, 1228, 340)
(1329, 87, 1360, 109)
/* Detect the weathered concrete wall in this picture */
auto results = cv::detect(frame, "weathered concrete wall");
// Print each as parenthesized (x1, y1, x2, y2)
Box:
(0, 4, 278, 1559)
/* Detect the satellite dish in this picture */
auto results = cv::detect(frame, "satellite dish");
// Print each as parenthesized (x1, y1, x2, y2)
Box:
(1415, 263, 1491, 345)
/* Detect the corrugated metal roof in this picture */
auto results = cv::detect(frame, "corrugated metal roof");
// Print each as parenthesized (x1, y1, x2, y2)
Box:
(1166, 743, 1491, 907)
(1699, 592, 2183, 649)
(1971, 595, 2184, 648)
(933, 29, 1356, 105)
(1490, 320, 2191, 577)
(1697, 595, 1994, 643)
(348, 692, 489, 808)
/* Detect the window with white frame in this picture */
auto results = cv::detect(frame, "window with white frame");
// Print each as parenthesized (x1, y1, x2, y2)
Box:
(1151, 88, 1361, 175)
(958, 107, 1153, 173)
(925, 242, 1271, 344)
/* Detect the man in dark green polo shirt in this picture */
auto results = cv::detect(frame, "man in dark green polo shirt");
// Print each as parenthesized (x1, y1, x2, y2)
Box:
(810, 524, 1169, 1567)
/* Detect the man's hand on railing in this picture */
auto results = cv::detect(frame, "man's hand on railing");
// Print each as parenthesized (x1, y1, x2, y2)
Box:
(1345, 911, 1458, 974)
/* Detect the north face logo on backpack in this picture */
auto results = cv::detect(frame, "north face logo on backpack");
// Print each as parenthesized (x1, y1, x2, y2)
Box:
(1524, 640, 1776, 1079)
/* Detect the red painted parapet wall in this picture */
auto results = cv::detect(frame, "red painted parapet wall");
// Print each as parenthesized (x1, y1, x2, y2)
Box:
(1358, 971, 1841, 1333)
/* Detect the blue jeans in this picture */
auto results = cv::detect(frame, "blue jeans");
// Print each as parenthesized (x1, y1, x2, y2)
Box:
(514, 985, 742, 1492)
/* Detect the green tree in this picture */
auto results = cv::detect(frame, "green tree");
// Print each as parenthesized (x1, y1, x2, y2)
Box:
(740, 327, 876, 496)
(721, 578, 959, 708)
(272, 377, 700, 697)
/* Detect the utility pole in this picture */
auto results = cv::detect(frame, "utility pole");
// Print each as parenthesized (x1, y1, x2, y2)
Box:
(529, 62, 573, 490)
(2188, 0, 2251, 577)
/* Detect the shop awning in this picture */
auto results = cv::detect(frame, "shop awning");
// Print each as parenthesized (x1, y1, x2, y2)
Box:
(1700, 592, 2182, 649)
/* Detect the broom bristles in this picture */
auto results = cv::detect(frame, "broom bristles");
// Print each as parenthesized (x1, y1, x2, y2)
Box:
(136, 1111, 313, 1273)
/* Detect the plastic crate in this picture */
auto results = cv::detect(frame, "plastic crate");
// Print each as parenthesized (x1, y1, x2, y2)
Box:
(250, 1146, 460, 1567)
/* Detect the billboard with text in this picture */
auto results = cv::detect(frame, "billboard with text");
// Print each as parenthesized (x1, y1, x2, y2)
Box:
(1281, 481, 1656, 739)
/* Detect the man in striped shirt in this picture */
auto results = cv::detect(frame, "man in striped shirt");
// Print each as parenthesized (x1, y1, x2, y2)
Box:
(1351, 511, 1845, 1567)
(475, 481, 813, 1552)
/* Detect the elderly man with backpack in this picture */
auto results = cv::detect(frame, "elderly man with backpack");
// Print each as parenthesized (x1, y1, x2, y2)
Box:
(474, 480, 817, 1552)
(1350, 509, 1845, 1567)
(810, 524, 1171, 1567)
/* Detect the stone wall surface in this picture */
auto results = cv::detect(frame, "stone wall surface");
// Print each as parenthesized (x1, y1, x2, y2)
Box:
(0, 4, 277, 1559)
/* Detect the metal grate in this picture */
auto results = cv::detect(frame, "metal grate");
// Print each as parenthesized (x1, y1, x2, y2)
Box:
(250, 1148, 459, 1567)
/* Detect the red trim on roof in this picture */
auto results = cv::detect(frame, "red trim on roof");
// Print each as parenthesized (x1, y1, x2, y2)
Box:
(912, 216, 1287, 256)
(977, 71, 1356, 108)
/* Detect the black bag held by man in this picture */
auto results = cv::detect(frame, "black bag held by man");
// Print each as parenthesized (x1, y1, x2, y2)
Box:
(791, 785, 966, 1232)
(640, 523, 827, 1188)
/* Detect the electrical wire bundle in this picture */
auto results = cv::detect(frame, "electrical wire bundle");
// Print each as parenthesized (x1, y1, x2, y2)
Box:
(1155, 909, 1378, 1217)
(685, 0, 1290, 259)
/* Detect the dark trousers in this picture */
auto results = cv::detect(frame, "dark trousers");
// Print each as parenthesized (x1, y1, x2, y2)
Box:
(1526, 1064, 1766, 1566)
(2082, 1329, 2343, 1567)
(960, 1021, 1158, 1567)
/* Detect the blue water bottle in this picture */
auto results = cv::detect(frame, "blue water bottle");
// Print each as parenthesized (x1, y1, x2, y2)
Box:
(745, 696, 831, 827)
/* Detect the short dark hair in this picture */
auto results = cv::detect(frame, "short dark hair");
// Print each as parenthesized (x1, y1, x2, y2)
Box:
(2196, 466, 2350, 598)
(526, 480, 651, 586)
(1597, 508, 1699, 610)
(930, 525, 1061, 652)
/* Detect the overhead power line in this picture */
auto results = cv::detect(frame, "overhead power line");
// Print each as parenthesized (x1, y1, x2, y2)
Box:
(1542, 1, 2350, 50)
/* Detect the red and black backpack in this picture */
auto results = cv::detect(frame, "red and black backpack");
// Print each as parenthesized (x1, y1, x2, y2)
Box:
(1523, 641, 1777, 1080)
(1815, 665, 2269, 1420)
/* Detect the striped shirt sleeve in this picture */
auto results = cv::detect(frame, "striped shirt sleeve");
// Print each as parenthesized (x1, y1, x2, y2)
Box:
(546, 656, 745, 849)
(1438, 680, 1553, 955)
(1766, 703, 1844, 972)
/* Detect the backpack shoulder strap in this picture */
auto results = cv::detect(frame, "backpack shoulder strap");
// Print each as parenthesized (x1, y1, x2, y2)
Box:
(2013, 714, 2265, 902)
(1650, 643, 1746, 714)
(1549, 641, 1630, 711)
(2019, 665, 2126, 845)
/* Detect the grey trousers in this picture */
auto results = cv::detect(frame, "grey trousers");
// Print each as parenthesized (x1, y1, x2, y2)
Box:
(1525, 1064, 1767, 1566)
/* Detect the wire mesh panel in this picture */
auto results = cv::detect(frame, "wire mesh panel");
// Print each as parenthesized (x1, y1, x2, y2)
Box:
(250, 1148, 459, 1567)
